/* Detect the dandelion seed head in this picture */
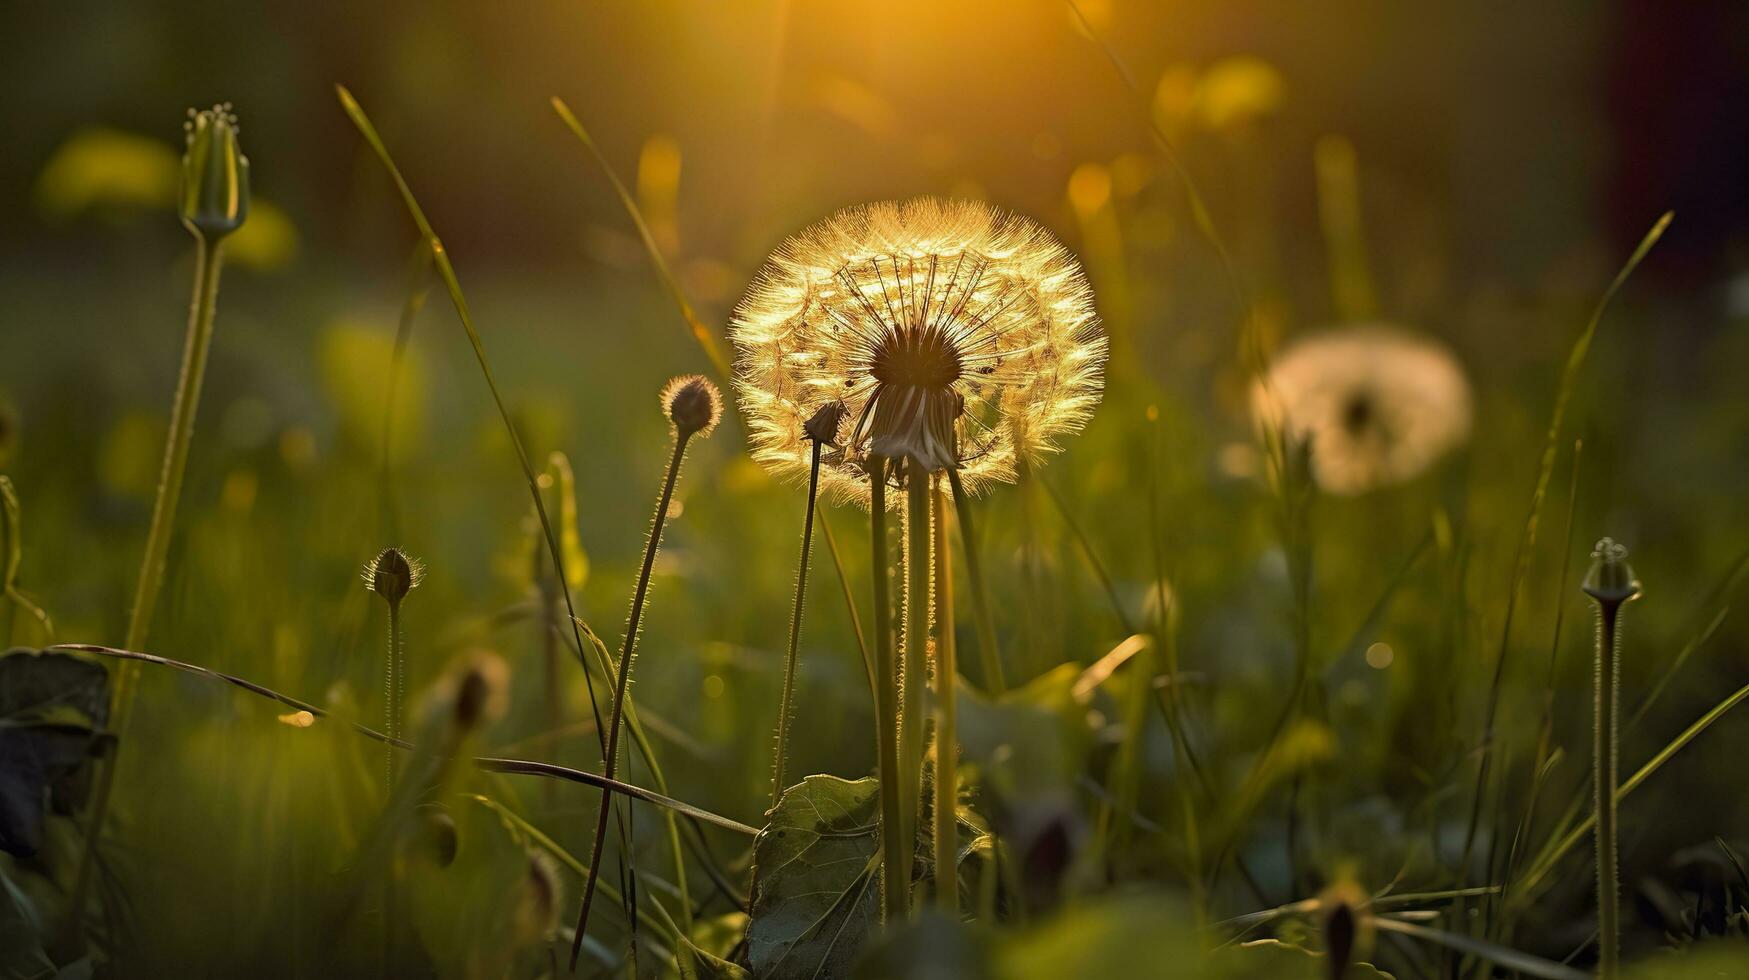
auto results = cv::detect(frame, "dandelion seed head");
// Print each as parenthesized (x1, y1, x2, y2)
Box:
(730, 197, 1106, 507)
(1253, 326, 1471, 496)
(660, 373, 722, 439)
(362, 546, 424, 604)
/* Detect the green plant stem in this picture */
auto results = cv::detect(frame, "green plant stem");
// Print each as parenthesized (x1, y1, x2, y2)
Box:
(570, 431, 691, 968)
(771, 442, 822, 810)
(387, 603, 404, 792)
(932, 477, 957, 913)
(899, 467, 931, 916)
(867, 456, 907, 924)
(946, 468, 1004, 694)
(1593, 602, 1622, 978)
(70, 234, 226, 938)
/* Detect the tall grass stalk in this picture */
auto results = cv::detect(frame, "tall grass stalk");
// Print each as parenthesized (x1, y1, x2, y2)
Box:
(946, 468, 1004, 694)
(866, 455, 908, 922)
(931, 475, 958, 912)
(770, 438, 822, 809)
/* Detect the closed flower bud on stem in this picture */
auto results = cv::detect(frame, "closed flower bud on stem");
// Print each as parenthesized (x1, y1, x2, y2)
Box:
(1316, 876, 1374, 980)
(803, 400, 848, 446)
(451, 650, 510, 732)
(364, 546, 424, 608)
(180, 104, 250, 241)
(1584, 535, 1638, 979)
(661, 374, 722, 440)
(1583, 537, 1641, 607)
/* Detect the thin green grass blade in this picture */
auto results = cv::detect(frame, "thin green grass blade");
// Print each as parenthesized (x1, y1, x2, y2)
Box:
(1459, 211, 1672, 878)
(550, 97, 731, 378)
(1514, 674, 1749, 902)
(1372, 917, 1587, 980)
(50, 642, 758, 835)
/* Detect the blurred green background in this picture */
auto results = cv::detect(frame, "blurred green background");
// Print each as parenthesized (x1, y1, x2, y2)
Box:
(3, 0, 1749, 974)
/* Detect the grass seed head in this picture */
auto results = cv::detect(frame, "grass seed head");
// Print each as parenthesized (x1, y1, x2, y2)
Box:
(179, 103, 250, 241)
(661, 373, 722, 439)
(729, 197, 1106, 506)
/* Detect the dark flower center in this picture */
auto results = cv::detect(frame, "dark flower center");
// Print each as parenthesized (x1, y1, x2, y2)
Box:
(870, 324, 963, 391)
(1341, 392, 1375, 435)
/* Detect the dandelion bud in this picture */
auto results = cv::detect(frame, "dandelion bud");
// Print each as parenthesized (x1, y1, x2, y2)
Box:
(452, 651, 509, 731)
(803, 400, 848, 446)
(0, 401, 16, 469)
(1583, 537, 1641, 606)
(660, 374, 722, 439)
(412, 804, 458, 867)
(1316, 876, 1374, 980)
(514, 851, 564, 944)
(179, 104, 250, 241)
(363, 547, 424, 606)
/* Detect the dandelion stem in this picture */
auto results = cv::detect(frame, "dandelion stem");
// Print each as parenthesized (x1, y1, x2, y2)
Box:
(932, 476, 958, 913)
(946, 468, 1004, 694)
(867, 455, 907, 923)
(387, 603, 403, 791)
(1593, 600, 1623, 978)
(71, 233, 226, 937)
(771, 440, 822, 810)
(900, 465, 932, 917)
(570, 430, 691, 968)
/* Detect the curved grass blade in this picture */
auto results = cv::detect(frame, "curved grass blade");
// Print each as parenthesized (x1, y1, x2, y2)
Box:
(550, 97, 730, 379)
(48, 642, 757, 836)
(1372, 916, 1586, 980)
(1458, 211, 1672, 880)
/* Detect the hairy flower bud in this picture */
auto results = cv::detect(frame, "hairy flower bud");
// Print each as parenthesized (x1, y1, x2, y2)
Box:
(363, 547, 424, 606)
(661, 374, 722, 439)
(180, 104, 250, 241)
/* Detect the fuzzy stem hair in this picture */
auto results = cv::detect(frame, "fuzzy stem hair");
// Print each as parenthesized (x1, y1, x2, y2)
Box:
(931, 476, 958, 912)
(867, 455, 908, 923)
(570, 429, 692, 968)
(771, 440, 823, 809)
(1593, 600, 1623, 978)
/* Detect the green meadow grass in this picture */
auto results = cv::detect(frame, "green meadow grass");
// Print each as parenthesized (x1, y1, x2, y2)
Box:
(2, 37, 1749, 980)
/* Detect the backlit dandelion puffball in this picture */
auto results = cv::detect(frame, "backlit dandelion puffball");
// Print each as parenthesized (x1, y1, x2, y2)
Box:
(1254, 326, 1472, 496)
(729, 198, 1106, 506)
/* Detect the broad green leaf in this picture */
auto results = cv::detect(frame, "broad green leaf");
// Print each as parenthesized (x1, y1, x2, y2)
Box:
(747, 775, 881, 979)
